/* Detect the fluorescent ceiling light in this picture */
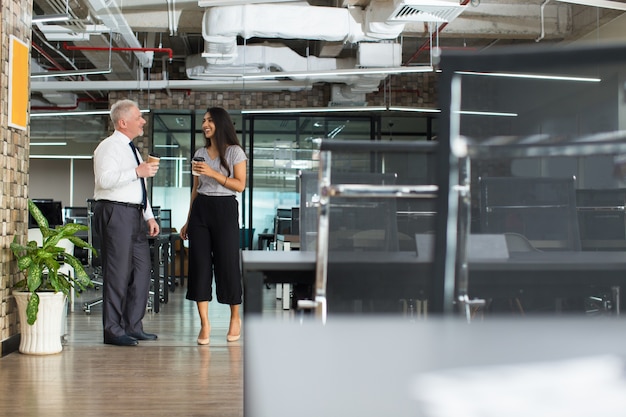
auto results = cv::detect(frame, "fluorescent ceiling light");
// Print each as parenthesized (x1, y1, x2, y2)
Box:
(30, 142, 67, 146)
(31, 109, 151, 117)
(31, 68, 113, 79)
(388, 106, 441, 113)
(242, 106, 387, 114)
(242, 66, 433, 80)
(32, 14, 70, 23)
(455, 71, 601, 82)
(30, 155, 93, 159)
(154, 144, 180, 148)
(456, 110, 518, 117)
(242, 106, 514, 117)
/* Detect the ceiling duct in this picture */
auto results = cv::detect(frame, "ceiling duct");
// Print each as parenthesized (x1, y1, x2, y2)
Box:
(329, 84, 367, 107)
(365, 0, 468, 36)
(385, 0, 468, 23)
(192, 1, 460, 93)
(186, 42, 389, 94)
(200, 2, 384, 66)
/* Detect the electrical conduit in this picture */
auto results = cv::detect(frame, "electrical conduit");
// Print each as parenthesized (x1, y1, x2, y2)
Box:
(63, 42, 173, 63)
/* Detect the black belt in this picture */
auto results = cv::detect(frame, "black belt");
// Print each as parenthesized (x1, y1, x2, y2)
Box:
(98, 200, 143, 210)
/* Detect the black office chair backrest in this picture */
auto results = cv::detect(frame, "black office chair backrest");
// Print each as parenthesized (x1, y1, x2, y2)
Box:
(576, 189, 626, 249)
(298, 170, 399, 252)
(159, 208, 172, 232)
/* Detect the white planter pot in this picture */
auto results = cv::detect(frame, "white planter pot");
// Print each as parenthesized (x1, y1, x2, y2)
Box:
(14, 291, 66, 355)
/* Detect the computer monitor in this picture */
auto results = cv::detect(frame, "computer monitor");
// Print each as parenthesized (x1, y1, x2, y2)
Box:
(29, 200, 64, 228)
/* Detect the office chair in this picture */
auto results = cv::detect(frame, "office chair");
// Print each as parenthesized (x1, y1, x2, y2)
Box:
(159, 208, 172, 233)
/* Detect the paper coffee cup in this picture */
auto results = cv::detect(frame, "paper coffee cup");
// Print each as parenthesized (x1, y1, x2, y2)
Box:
(147, 153, 161, 164)
(192, 157, 204, 176)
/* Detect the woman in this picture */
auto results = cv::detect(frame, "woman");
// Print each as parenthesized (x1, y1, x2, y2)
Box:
(180, 107, 247, 345)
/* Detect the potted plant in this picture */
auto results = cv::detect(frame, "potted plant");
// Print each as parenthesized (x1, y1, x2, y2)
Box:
(10, 200, 96, 354)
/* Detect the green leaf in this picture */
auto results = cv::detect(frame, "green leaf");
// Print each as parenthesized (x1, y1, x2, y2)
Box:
(64, 256, 94, 291)
(26, 264, 43, 292)
(59, 223, 88, 235)
(13, 278, 27, 290)
(68, 235, 97, 256)
(17, 256, 33, 271)
(26, 293, 40, 325)
(28, 200, 49, 229)
(49, 272, 70, 296)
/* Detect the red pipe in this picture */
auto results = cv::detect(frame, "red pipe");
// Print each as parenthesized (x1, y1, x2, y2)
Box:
(63, 42, 173, 61)
(32, 43, 66, 71)
(404, 0, 472, 66)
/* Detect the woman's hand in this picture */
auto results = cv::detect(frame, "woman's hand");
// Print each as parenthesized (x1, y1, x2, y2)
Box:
(180, 223, 189, 240)
(191, 161, 213, 177)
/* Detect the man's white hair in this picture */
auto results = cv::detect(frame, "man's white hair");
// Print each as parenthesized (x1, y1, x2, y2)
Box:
(110, 99, 139, 126)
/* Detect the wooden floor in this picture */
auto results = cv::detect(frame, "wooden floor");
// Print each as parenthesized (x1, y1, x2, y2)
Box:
(0, 282, 290, 417)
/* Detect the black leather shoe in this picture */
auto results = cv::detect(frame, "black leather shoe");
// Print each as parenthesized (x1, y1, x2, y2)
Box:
(104, 335, 138, 346)
(127, 331, 158, 341)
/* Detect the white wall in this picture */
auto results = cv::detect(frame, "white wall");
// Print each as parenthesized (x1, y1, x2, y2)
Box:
(30, 158, 95, 207)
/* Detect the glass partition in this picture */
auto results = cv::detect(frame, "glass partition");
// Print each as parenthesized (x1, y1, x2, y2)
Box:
(243, 114, 379, 250)
(436, 42, 626, 316)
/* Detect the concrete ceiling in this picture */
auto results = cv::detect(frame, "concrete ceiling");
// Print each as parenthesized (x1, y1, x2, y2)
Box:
(29, 0, 626, 110)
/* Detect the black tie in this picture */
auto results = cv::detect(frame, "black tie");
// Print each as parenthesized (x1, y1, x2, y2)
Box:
(129, 142, 147, 210)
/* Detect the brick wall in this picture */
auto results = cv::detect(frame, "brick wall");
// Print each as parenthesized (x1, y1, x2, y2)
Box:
(1, 0, 32, 355)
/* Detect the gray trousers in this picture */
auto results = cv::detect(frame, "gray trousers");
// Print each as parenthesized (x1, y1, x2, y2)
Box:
(94, 201, 151, 339)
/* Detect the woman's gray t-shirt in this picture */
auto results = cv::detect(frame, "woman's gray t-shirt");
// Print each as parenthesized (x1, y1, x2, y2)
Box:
(194, 145, 247, 196)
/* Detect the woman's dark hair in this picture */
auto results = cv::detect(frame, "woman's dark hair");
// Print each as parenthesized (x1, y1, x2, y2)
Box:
(205, 107, 243, 176)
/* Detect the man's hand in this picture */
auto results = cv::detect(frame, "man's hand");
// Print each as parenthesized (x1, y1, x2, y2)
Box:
(147, 218, 160, 237)
(136, 161, 159, 178)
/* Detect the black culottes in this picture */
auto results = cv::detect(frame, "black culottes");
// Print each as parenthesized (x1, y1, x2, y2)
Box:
(186, 194, 242, 305)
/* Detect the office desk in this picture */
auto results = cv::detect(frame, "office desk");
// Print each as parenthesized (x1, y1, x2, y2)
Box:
(241, 250, 626, 314)
(242, 251, 432, 314)
(245, 317, 626, 417)
(242, 251, 315, 314)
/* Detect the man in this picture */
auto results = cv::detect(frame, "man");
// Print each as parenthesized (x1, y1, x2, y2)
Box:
(93, 99, 160, 346)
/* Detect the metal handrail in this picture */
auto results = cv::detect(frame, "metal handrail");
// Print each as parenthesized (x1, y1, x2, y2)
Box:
(300, 140, 441, 322)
